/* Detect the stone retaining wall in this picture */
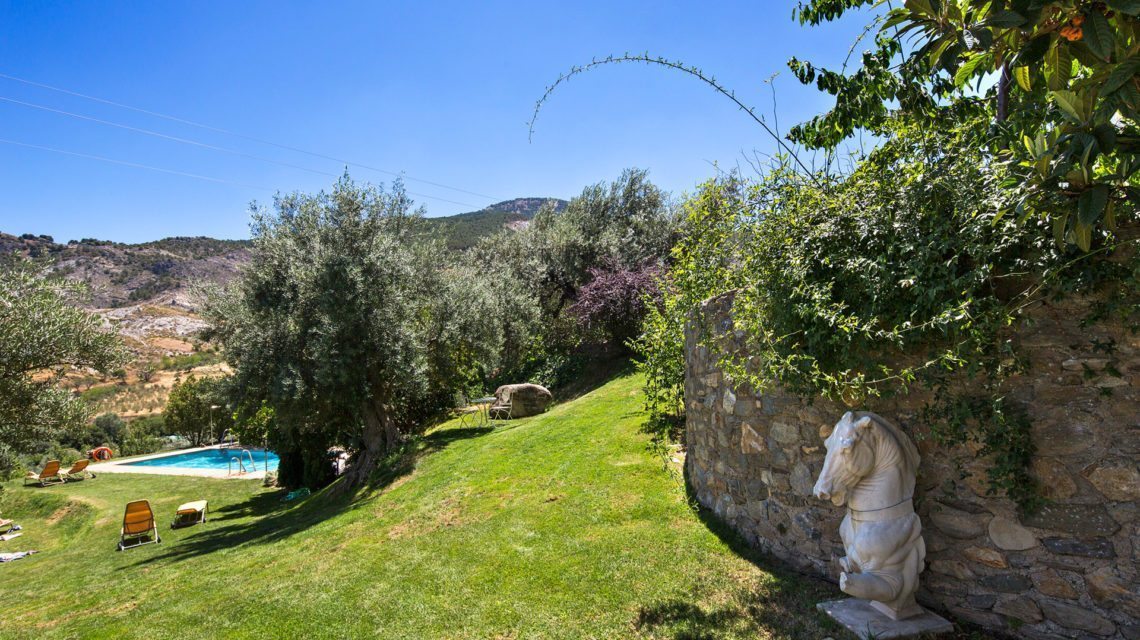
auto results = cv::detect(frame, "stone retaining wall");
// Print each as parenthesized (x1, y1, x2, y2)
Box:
(684, 291, 1139, 639)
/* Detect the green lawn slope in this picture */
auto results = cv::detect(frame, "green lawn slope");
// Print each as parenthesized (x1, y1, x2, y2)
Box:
(0, 373, 843, 639)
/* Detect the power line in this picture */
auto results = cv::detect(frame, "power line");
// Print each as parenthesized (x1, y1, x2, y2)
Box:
(0, 96, 340, 178)
(0, 71, 503, 202)
(0, 95, 483, 209)
(0, 138, 271, 190)
(0, 136, 482, 208)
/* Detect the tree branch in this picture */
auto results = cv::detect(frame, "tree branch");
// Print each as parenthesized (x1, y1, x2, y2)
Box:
(528, 53, 823, 188)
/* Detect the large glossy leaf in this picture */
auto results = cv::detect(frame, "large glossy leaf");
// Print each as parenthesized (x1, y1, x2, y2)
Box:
(1014, 34, 1052, 67)
(1093, 123, 1119, 153)
(1073, 222, 1092, 251)
(1102, 56, 1140, 94)
(1013, 66, 1032, 91)
(1078, 185, 1110, 227)
(954, 53, 991, 86)
(963, 27, 993, 50)
(1106, 0, 1140, 15)
(1082, 11, 1116, 61)
(1051, 90, 1086, 122)
(981, 10, 1026, 27)
(904, 0, 937, 18)
(1053, 212, 1069, 245)
(1045, 44, 1073, 91)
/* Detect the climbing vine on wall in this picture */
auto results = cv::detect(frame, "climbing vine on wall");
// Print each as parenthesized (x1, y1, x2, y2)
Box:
(637, 114, 1136, 511)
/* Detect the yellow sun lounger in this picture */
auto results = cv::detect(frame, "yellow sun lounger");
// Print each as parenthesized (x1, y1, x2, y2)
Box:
(118, 500, 161, 551)
(23, 460, 64, 487)
(172, 500, 208, 529)
(62, 459, 93, 481)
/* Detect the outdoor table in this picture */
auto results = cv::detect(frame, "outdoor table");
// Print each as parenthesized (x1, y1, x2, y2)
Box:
(472, 396, 496, 426)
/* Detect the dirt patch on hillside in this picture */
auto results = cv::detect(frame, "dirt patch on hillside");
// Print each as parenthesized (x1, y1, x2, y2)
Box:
(149, 337, 195, 353)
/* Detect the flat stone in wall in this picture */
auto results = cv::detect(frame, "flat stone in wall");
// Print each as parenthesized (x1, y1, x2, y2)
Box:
(685, 290, 1140, 639)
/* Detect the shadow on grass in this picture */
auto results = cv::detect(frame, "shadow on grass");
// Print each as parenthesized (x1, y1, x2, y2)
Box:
(553, 354, 636, 404)
(121, 425, 494, 569)
(636, 469, 993, 640)
(631, 467, 844, 640)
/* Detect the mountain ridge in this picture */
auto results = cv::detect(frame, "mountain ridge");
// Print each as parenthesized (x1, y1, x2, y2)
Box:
(1, 196, 567, 307)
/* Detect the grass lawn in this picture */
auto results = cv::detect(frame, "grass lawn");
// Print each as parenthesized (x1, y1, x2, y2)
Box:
(0, 373, 848, 639)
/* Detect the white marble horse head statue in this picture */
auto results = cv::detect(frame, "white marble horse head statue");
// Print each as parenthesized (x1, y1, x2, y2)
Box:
(814, 411, 920, 510)
(813, 411, 927, 621)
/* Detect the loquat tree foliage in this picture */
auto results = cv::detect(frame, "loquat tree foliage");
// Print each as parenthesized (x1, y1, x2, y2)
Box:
(790, 0, 1140, 249)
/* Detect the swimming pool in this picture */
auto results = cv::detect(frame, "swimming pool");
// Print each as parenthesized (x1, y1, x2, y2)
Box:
(124, 447, 279, 473)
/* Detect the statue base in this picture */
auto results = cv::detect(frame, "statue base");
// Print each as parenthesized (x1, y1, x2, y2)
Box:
(817, 599, 953, 640)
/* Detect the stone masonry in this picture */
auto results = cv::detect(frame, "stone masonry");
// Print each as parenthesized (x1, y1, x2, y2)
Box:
(685, 291, 1140, 639)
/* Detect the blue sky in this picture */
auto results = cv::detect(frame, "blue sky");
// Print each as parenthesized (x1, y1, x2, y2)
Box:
(0, 1, 873, 243)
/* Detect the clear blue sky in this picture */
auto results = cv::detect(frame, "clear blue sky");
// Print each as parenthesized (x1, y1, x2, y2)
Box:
(0, 1, 872, 243)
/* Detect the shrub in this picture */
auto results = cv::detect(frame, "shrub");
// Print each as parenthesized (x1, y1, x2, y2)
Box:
(568, 262, 661, 349)
(637, 115, 1137, 510)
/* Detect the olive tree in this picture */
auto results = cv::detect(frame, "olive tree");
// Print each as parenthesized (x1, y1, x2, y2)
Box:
(164, 375, 232, 447)
(0, 259, 125, 475)
(205, 176, 501, 488)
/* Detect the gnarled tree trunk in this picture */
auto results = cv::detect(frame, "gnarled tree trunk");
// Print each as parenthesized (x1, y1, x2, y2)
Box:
(343, 399, 399, 488)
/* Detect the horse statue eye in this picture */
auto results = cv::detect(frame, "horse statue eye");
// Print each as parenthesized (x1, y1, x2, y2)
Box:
(840, 437, 855, 449)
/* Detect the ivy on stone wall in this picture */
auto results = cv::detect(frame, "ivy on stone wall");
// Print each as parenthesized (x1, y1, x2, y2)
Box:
(638, 114, 1138, 511)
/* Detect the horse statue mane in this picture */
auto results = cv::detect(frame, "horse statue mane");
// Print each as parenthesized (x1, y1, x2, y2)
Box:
(813, 411, 928, 621)
(859, 411, 920, 479)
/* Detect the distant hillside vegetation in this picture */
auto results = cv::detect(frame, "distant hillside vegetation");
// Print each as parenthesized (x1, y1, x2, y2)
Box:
(0, 233, 251, 309)
(0, 196, 564, 305)
(429, 197, 568, 250)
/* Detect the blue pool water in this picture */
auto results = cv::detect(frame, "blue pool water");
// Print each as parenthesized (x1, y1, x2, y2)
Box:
(125, 447, 279, 472)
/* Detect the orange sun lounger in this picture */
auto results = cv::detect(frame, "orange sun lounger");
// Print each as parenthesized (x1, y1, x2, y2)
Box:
(23, 460, 64, 487)
(118, 500, 161, 551)
(63, 459, 93, 481)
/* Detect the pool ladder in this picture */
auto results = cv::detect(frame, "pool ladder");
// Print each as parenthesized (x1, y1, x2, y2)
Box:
(228, 449, 258, 476)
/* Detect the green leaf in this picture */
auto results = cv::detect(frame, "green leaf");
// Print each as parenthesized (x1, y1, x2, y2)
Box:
(954, 54, 991, 87)
(1105, 200, 1117, 231)
(1051, 90, 1086, 121)
(883, 10, 911, 30)
(1014, 34, 1051, 67)
(1106, 0, 1140, 15)
(1073, 221, 1092, 251)
(982, 10, 1026, 28)
(1082, 11, 1116, 61)
(1078, 185, 1110, 227)
(1013, 66, 1032, 91)
(1093, 123, 1118, 153)
(904, 0, 936, 18)
(964, 27, 993, 50)
(927, 37, 957, 70)
(1045, 44, 1073, 91)
(1101, 57, 1140, 95)
(1053, 212, 1069, 245)
(1117, 80, 1140, 109)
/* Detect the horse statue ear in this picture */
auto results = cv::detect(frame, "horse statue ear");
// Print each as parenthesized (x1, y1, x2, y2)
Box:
(822, 411, 850, 439)
(854, 415, 874, 431)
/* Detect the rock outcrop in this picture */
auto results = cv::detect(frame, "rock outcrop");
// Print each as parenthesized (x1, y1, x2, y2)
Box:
(490, 383, 552, 418)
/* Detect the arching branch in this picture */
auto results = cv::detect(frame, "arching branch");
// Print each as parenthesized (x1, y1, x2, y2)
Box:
(528, 53, 822, 187)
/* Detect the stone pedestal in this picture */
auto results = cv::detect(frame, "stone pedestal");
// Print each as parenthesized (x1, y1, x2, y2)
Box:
(817, 599, 953, 640)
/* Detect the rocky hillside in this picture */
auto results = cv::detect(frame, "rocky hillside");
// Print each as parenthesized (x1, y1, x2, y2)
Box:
(0, 233, 250, 309)
(3, 198, 565, 306)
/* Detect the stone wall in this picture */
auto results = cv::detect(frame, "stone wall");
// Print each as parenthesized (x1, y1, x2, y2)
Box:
(684, 291, 1140, 639)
